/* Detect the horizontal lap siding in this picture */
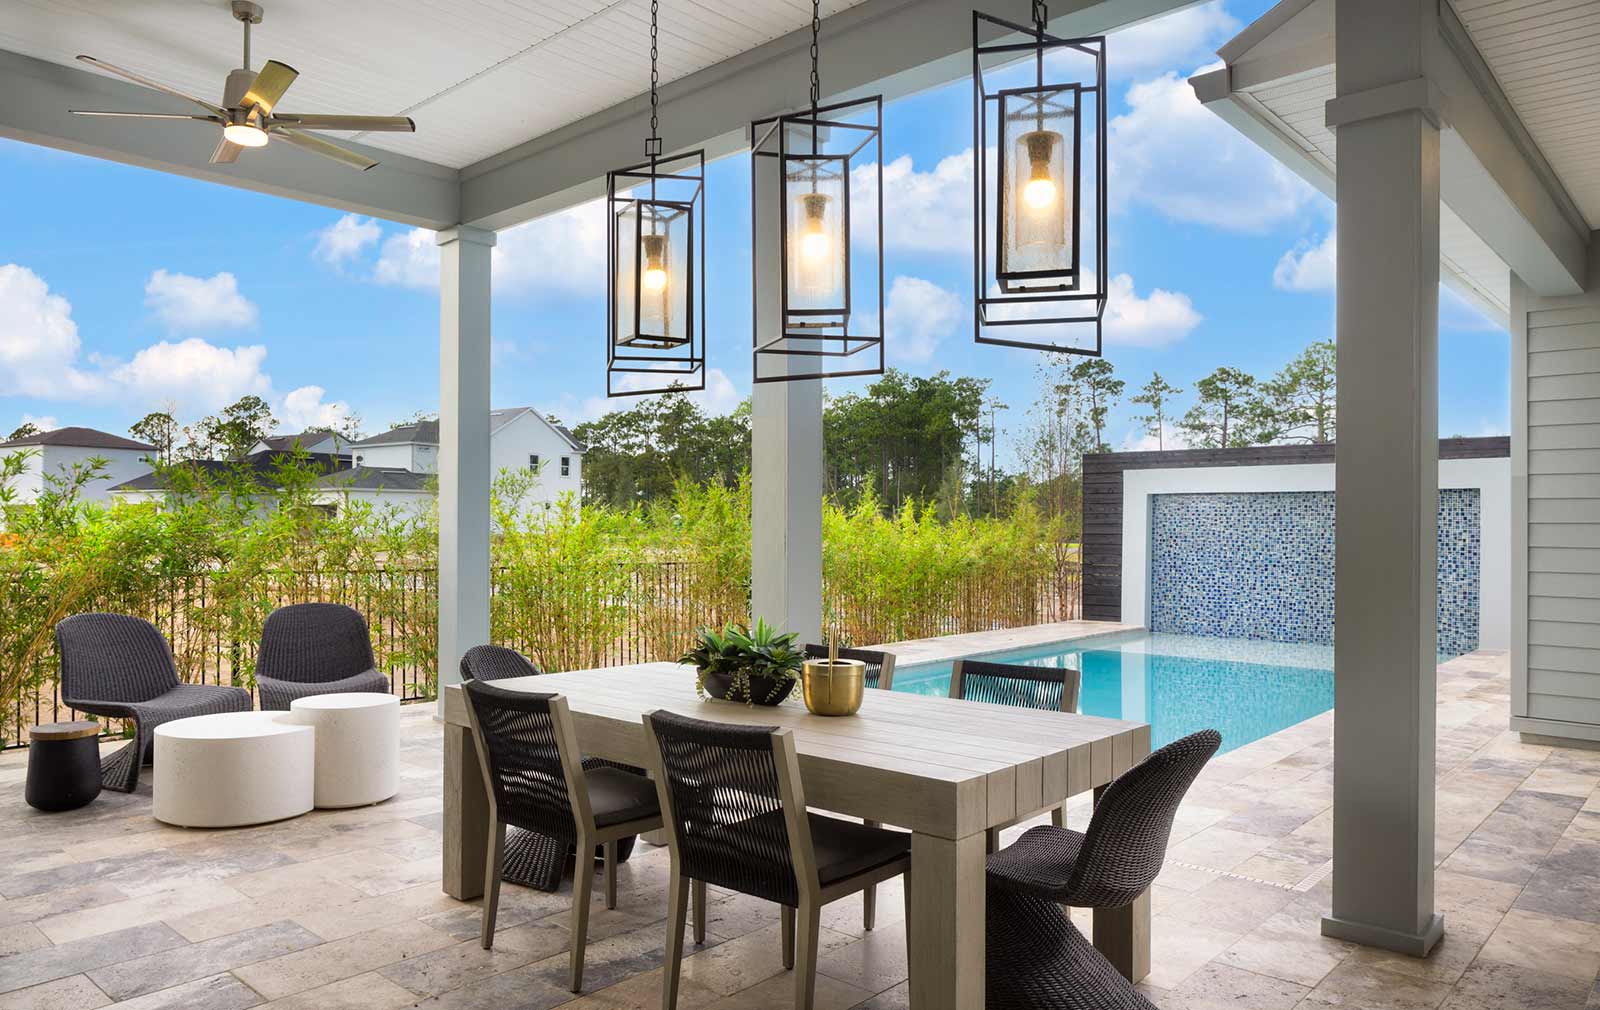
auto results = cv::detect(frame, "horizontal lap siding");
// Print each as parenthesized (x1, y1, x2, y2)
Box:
(1078, 437, 1509, 623)
(1526, 302, 1600, 715)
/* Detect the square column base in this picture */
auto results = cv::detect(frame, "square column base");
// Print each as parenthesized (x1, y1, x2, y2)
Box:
(1321, 912, 1444, 957)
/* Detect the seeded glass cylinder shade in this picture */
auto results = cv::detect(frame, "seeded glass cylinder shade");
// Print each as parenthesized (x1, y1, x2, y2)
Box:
(613, 200, 691, 350)
(786, 164, 847, 311)
(999, 88, 1077, 291)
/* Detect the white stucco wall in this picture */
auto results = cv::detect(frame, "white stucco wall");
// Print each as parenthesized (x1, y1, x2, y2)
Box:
(2, 446, 152, 504)
(1120, 457, 1512, 651)
(317, 488, 435, 521)
(352, 443, 417, 471)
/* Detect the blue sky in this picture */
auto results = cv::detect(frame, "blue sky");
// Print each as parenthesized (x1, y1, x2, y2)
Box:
(0, 1, 1509, 465)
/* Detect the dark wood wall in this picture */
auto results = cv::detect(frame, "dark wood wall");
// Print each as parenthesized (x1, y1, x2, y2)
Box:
(1079, 437, 1511, 622)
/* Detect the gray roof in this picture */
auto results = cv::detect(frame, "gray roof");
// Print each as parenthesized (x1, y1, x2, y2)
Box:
(2, 426, 153, 451)
(314, 467, 434, 492)
(110, 451, 349, 492)
(352, 420, 439, 447)
(255, 431, 343, 453)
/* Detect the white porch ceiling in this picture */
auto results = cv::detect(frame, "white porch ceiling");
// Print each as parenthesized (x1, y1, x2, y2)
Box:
(1453, 0, 1600, 230)
(0, 0, 869, 171)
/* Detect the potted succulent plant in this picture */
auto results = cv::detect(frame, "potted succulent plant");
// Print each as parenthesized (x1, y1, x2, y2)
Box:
(681, 618, 803, 706)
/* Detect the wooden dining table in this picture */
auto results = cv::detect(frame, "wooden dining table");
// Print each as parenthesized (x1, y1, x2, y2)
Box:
(440, 661, 1152, 1010)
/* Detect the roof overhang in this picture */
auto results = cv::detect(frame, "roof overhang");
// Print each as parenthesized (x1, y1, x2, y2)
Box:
(1, 0, 1196, 233)
(1191, 0, 1593, 320)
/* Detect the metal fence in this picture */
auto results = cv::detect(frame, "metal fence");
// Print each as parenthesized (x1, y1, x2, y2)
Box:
(6, 558, 1081, 749)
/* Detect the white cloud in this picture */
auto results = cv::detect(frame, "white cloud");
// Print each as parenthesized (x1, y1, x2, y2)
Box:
(279, 385, 357, 432)
(885, 276, 963, 364)
(144, 269, 258, 331)
(1104, 273, 1201, 348)
(1120, 426, 1190, 452)
(109, 338, 272, 414)
(1274, 231, 1336, 291)
(373, 202, 608, 296)
(872, 151, 975, 254)
(314, 214, 381, 266)
(983, 272, 1200, 349)
(1109, 68, 1316, 232)
(15, 413, 60, 433)
(0, 264, 102, 398)
(1104, 2, 1240, 80)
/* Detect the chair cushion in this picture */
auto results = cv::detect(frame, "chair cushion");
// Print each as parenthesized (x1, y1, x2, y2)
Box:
(986, 825, 1086, 903)
(585, 766, 661, 828)
(808, 813, 910, 887)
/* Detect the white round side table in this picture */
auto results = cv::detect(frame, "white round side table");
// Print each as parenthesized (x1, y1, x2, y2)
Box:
(287, 692, 399, 808)
(153, 712, 314, 828)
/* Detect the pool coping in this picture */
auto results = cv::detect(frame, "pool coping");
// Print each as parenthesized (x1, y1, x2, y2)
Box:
(871, 619, 1143, 669)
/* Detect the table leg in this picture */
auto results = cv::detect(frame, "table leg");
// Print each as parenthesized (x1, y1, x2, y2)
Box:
(444, 723, 490, 900)
(907, 831, 986, 1010)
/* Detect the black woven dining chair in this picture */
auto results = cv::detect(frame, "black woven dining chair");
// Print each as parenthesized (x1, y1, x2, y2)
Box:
(803, 641, 898, 929)
(56, 613, 252, 792)
(461, 680, 662, 993)
(987, 729, 1222, 908)
(643, 710, 912, 1010)
(460, 643, 640, 881)
(255, 603, 389, 710)
(802, 643, 898, 690)
(986, 886, 1159, 1010)
(951, 658, 1083, 848)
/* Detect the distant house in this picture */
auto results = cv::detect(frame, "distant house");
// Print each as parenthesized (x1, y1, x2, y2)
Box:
(247, 430, 353, 459)
(331, 407, 585, 516)
(0, 427, 154, 504)
(109, 452, 352, 507)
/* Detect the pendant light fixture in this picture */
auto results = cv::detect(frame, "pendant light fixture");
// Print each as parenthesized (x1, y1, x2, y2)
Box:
(974, 2, 1107, 355)
(606, 0, 706, 396)
(751, 0, 884, 383)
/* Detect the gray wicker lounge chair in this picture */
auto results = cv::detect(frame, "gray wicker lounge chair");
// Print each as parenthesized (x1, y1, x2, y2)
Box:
(952, 658, 1083, 849)
(461, 680, 661, 993)
(644, 710, 911, 1010)
(56, 613, 252, 793)
(460, 643, 639, 881)
(255, 603, 389, 711)
(986, 729, 1222, 907)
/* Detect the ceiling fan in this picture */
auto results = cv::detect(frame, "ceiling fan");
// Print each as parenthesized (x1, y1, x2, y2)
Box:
(69, 1, 414, 172)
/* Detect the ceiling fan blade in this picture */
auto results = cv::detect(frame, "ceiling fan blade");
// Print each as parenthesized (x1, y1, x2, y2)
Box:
(210, 134, 244, 165)
(274, 128, 377, 171)
(269, 113, 415, 133)
(75, 55, 226, 117)
(70, 110, 221, 122)
(242, 60, 298, 118)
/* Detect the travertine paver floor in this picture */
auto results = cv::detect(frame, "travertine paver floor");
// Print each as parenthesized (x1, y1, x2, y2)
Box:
(2, 649, 1598, 1009)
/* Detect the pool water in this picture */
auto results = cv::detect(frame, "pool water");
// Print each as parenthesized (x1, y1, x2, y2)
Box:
(893, 632, 1338, 755)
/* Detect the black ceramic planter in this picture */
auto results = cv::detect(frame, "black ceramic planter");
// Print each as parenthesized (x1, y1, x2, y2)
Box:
(700, 670, 796, 706)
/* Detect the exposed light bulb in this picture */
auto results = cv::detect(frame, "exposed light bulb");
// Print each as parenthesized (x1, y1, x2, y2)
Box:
(641, 233, 669, 293)
(642, 267, 668, 292)
(801, 229, 831, 262)
(223, 123, 269, 148)
(1023, 176, 1056, 209)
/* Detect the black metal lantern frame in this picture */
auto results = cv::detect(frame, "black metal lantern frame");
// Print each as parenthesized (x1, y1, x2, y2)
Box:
(751, 95, 884, 384)
(974, 7, 1107, 356)
(606, 148, 707, 396)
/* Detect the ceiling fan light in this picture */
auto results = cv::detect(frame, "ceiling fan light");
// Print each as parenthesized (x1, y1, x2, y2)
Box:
(223, 123, 269, 147)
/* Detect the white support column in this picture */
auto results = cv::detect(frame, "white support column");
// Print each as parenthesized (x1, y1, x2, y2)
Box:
(436, 225, 496, 713)
(1321, 0, 1444, 957)
(750, 157, 823, 644)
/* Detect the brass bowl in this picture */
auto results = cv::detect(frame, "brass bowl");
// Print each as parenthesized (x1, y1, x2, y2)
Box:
(802, 659, 866, 716)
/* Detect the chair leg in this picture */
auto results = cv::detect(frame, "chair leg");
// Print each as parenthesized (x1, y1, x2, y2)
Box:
(662, 872, 689, 1010)
(480, 820, 506, 950)
(1052, 805, 1065, 828)
(986, 826, 1002, 854)
(603, 839, 618, 910)
(569, 830, 594, 993)
(793, 900, 822, 1010)
(781, 904, 795, 970)
(863, 819, 880, 930)
(692, 877, 707, 945)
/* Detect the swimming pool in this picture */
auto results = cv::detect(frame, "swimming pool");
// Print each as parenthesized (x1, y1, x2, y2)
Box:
(893, 631, 1336, 754)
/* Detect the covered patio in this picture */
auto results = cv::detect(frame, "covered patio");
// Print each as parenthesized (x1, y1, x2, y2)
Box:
(4, 0, 1600, 1007)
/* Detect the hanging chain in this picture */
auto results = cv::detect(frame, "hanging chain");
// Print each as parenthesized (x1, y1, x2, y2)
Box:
(645, 0, 662, 158)
(1032, 0, 1048, 32)
(809, 0, 821, 111)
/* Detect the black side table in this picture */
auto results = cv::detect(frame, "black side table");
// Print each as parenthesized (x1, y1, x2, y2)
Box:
(26, 720, 103, 812)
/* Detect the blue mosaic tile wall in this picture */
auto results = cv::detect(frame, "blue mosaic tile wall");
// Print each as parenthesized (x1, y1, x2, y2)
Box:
(1148, 489, 1481, 656)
